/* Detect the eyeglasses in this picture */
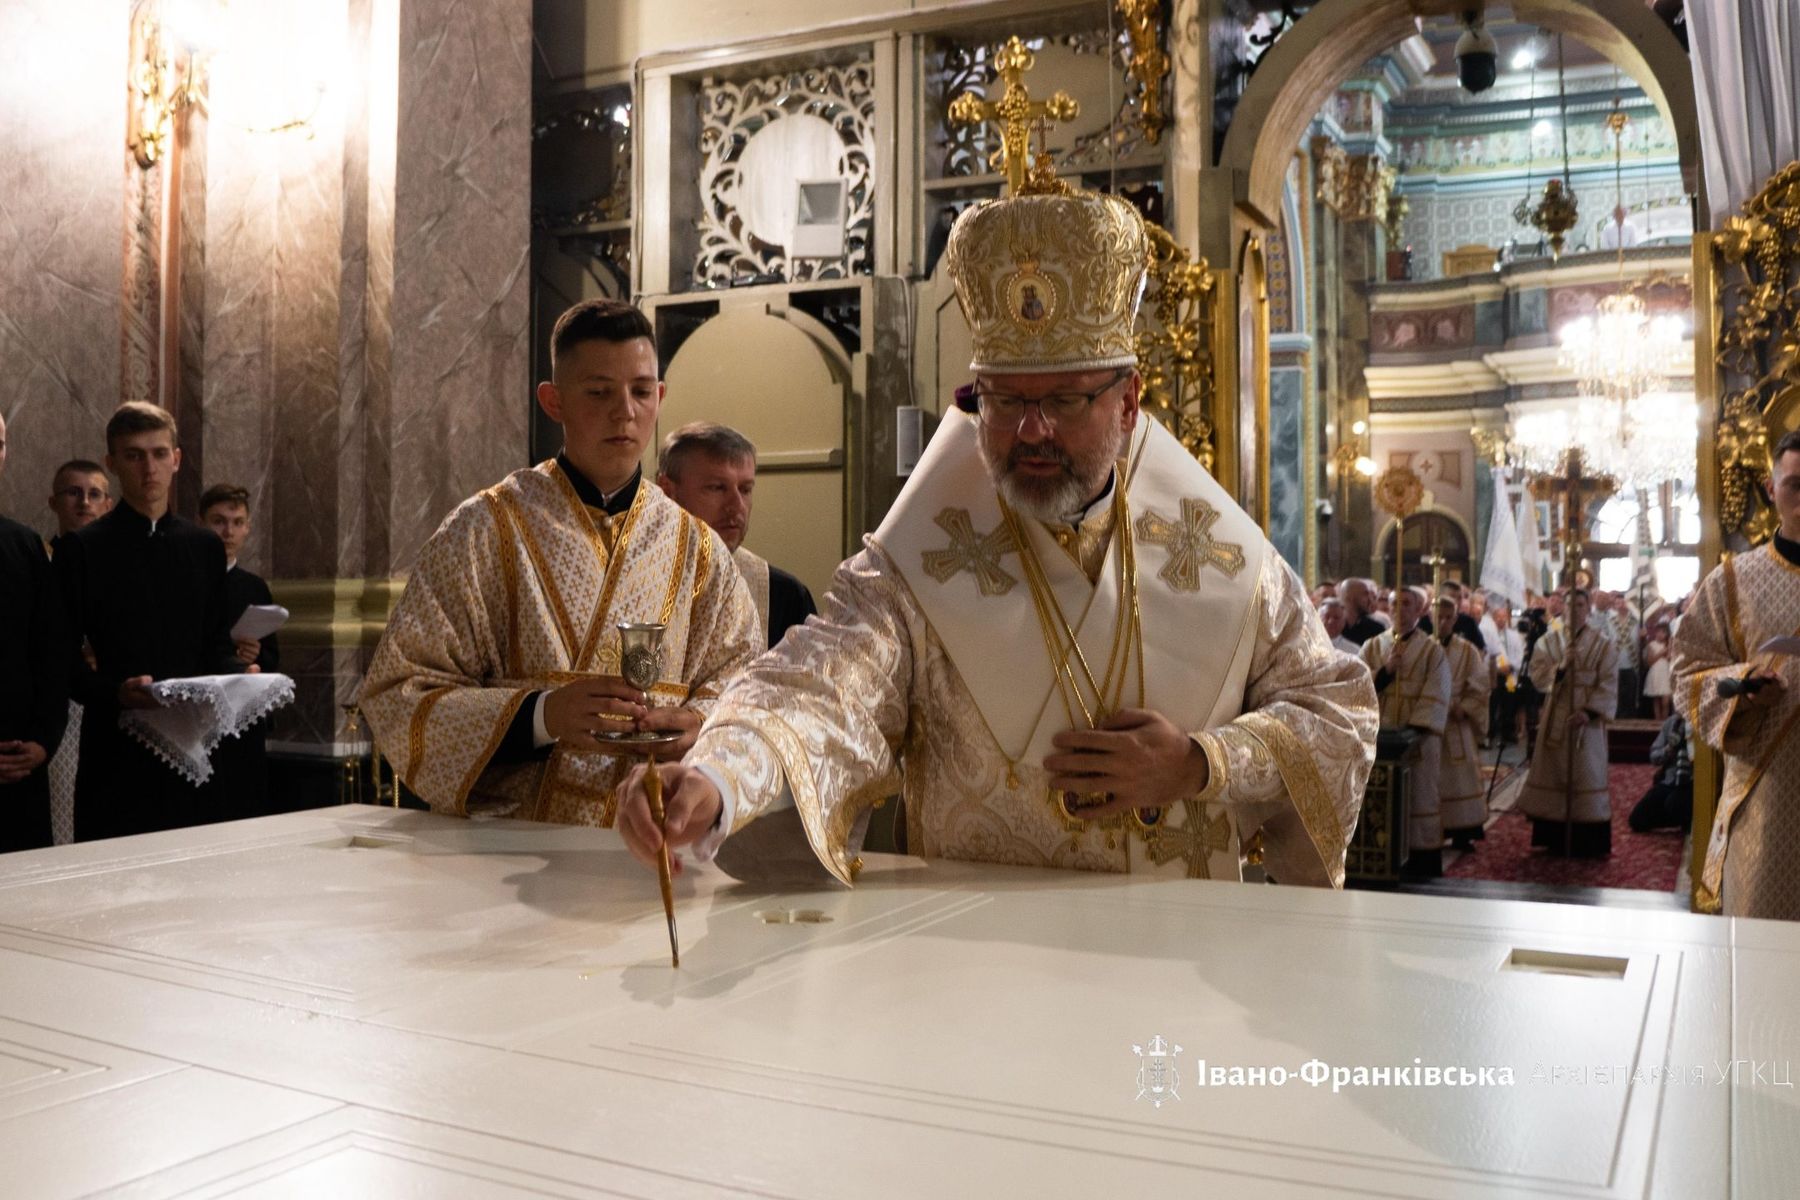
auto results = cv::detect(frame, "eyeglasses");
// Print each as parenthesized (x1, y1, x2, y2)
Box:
(56, 487, 109, 503)
(970, 370, 1130, 430)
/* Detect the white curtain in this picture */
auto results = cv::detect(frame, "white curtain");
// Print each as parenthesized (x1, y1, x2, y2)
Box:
(1687, 0, 1800, 224)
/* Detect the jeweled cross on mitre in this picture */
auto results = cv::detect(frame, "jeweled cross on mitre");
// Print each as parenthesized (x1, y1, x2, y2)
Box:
(947, 36, 1079, 196)
(921, 507, 1018, 597)
(1135, 497, 1246, 591)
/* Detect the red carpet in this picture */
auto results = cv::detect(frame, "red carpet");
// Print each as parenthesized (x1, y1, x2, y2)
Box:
(1445, 764, 1685, 891)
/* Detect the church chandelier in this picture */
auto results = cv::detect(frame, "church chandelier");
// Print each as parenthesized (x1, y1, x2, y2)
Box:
(1551, 89, 1693, 491)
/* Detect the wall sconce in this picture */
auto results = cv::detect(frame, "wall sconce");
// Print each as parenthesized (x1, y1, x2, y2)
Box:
(127, 0, 331, 168)
(127, 1, 217, 169)
(1333, 418, 1378, 479)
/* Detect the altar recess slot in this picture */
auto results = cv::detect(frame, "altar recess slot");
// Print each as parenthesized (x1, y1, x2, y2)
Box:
(757, 909, 834, 925)
(1503, 949, 1629, 979)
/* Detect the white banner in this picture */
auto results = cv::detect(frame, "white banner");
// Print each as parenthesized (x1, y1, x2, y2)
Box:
(1479, 466, 1528, 609)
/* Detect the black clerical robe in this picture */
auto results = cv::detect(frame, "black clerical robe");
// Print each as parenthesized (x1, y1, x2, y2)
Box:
(211, 564, 281, 817)
(55, 504, 241, 841)
(0, 517, 67, 852)
(767, 564, 817, 648)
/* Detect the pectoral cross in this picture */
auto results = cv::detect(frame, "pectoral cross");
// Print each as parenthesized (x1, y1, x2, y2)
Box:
(947, 36, 1079, 196)
(1136, 498, 1247, 592)
(1146, 798, 1233, 879)
(921, 507, 1018, 597)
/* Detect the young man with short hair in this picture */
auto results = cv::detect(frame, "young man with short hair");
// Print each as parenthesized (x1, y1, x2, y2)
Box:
(0, 411, 68, 852)
(658, 421, 817, 650)
(42, 459, 111, 844)
(46, 459, 112, 542)
(360, 300, 760, 826)
(201, 483, 279, 816)
(54, 403, 243, 841)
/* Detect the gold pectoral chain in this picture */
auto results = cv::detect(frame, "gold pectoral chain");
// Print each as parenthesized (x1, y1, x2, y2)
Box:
(998, 473, 1152, 849)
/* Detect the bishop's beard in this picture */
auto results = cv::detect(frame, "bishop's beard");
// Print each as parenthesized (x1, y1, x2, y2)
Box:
(979, 424, 1124, 524)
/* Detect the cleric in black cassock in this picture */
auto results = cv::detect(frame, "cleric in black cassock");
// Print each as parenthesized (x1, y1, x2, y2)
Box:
(0, 427, 69, 851)
(54, 405, 243, 842)
(202, 483, 281, 818)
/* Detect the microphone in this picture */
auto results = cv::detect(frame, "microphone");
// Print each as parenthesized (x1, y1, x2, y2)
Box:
(1718, 675, 1768, 699)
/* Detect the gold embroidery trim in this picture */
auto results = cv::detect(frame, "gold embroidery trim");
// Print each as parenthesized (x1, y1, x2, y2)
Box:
(405, 685, 453, 788)
(692, 518, 714, 603)
(576, 480, 649, 671)
(659, 512, 694, 629)
(1236, 710, 1348, 888)
(453, 688, 533, 816)
(1769, 540, 1800, 578)
(715, 712, 855, 886)
(1723, 555, 1744, 661)
(496, 484, 580, 665)
(1192, 729, 1228, 804)
(480, 491, 523, 670)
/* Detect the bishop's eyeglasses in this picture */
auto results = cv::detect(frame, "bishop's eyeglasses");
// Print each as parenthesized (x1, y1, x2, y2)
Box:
(961, 370, 1130, 430)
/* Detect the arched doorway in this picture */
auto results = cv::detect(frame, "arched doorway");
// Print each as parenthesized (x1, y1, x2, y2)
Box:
(1378, 510, 1471, 591)
(1217, 0, 1701, 228)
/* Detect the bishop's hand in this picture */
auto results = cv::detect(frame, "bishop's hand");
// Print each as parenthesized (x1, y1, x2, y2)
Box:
(1042, 708, 1209, 818)
(617, 762, 721, 876)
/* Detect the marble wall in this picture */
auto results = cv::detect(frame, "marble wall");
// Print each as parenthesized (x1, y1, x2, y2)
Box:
(1267, 367, 1306, 573)
(388, 0, 532, 570)
(0, 0, 128, 530)
(0, 0, 532, 754)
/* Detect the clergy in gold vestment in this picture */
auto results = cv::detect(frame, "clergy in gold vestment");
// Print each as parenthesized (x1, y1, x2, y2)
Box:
(1671, 432, 1800, 918)
(1433, 595, 1492, 848)
(1518, 589, 1620, 856)
(1359, 588, 1452, 875)
(615, 179, 1377, 889)
(359, 301, 760, 825)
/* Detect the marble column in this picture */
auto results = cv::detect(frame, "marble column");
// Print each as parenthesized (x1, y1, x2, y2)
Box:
(0, 0, 129, 526)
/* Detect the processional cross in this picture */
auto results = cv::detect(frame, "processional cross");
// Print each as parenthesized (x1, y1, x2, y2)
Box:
(948, 36, 1079, 195)
(1529, 451, 1616, 587)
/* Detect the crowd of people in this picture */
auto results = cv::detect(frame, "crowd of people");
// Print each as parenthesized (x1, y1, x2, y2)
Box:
(1308, 571, 1701, 871)
(0, 403, 280, 852)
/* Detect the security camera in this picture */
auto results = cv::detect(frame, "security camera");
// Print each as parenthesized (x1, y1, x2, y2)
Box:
(1455, 17, 1499, 94)
(1315, 497, 1335, 522)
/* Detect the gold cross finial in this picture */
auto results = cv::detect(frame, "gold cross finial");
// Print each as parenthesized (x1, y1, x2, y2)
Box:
(948, 37, 1080, 196)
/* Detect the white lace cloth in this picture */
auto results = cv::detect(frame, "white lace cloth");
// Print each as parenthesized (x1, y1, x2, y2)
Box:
(119, 674, 296, 786)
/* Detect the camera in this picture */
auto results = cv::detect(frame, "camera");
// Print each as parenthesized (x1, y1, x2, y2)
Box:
(1516, 607, 1548, 638)
(1455, 19, 1499, 94)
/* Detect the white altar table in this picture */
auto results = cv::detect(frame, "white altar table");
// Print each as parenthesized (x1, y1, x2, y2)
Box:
(0, 805, 1794, 1197)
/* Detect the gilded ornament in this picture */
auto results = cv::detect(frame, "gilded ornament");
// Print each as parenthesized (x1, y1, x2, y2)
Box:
(1116, 0, 1170, 147)
(1712, 161, 1800, 545)
(1311, 137, 1349, 215)
(1374, 465, 1424, 520)
(1135, 225, 1219, 471)
(947, 36, 1079, 197)
(1529, 178, 1579, 259)
(1136, 499, 1247, 590)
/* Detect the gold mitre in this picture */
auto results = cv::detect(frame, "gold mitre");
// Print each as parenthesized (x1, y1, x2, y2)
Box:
(943, 190, 1150, 375)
